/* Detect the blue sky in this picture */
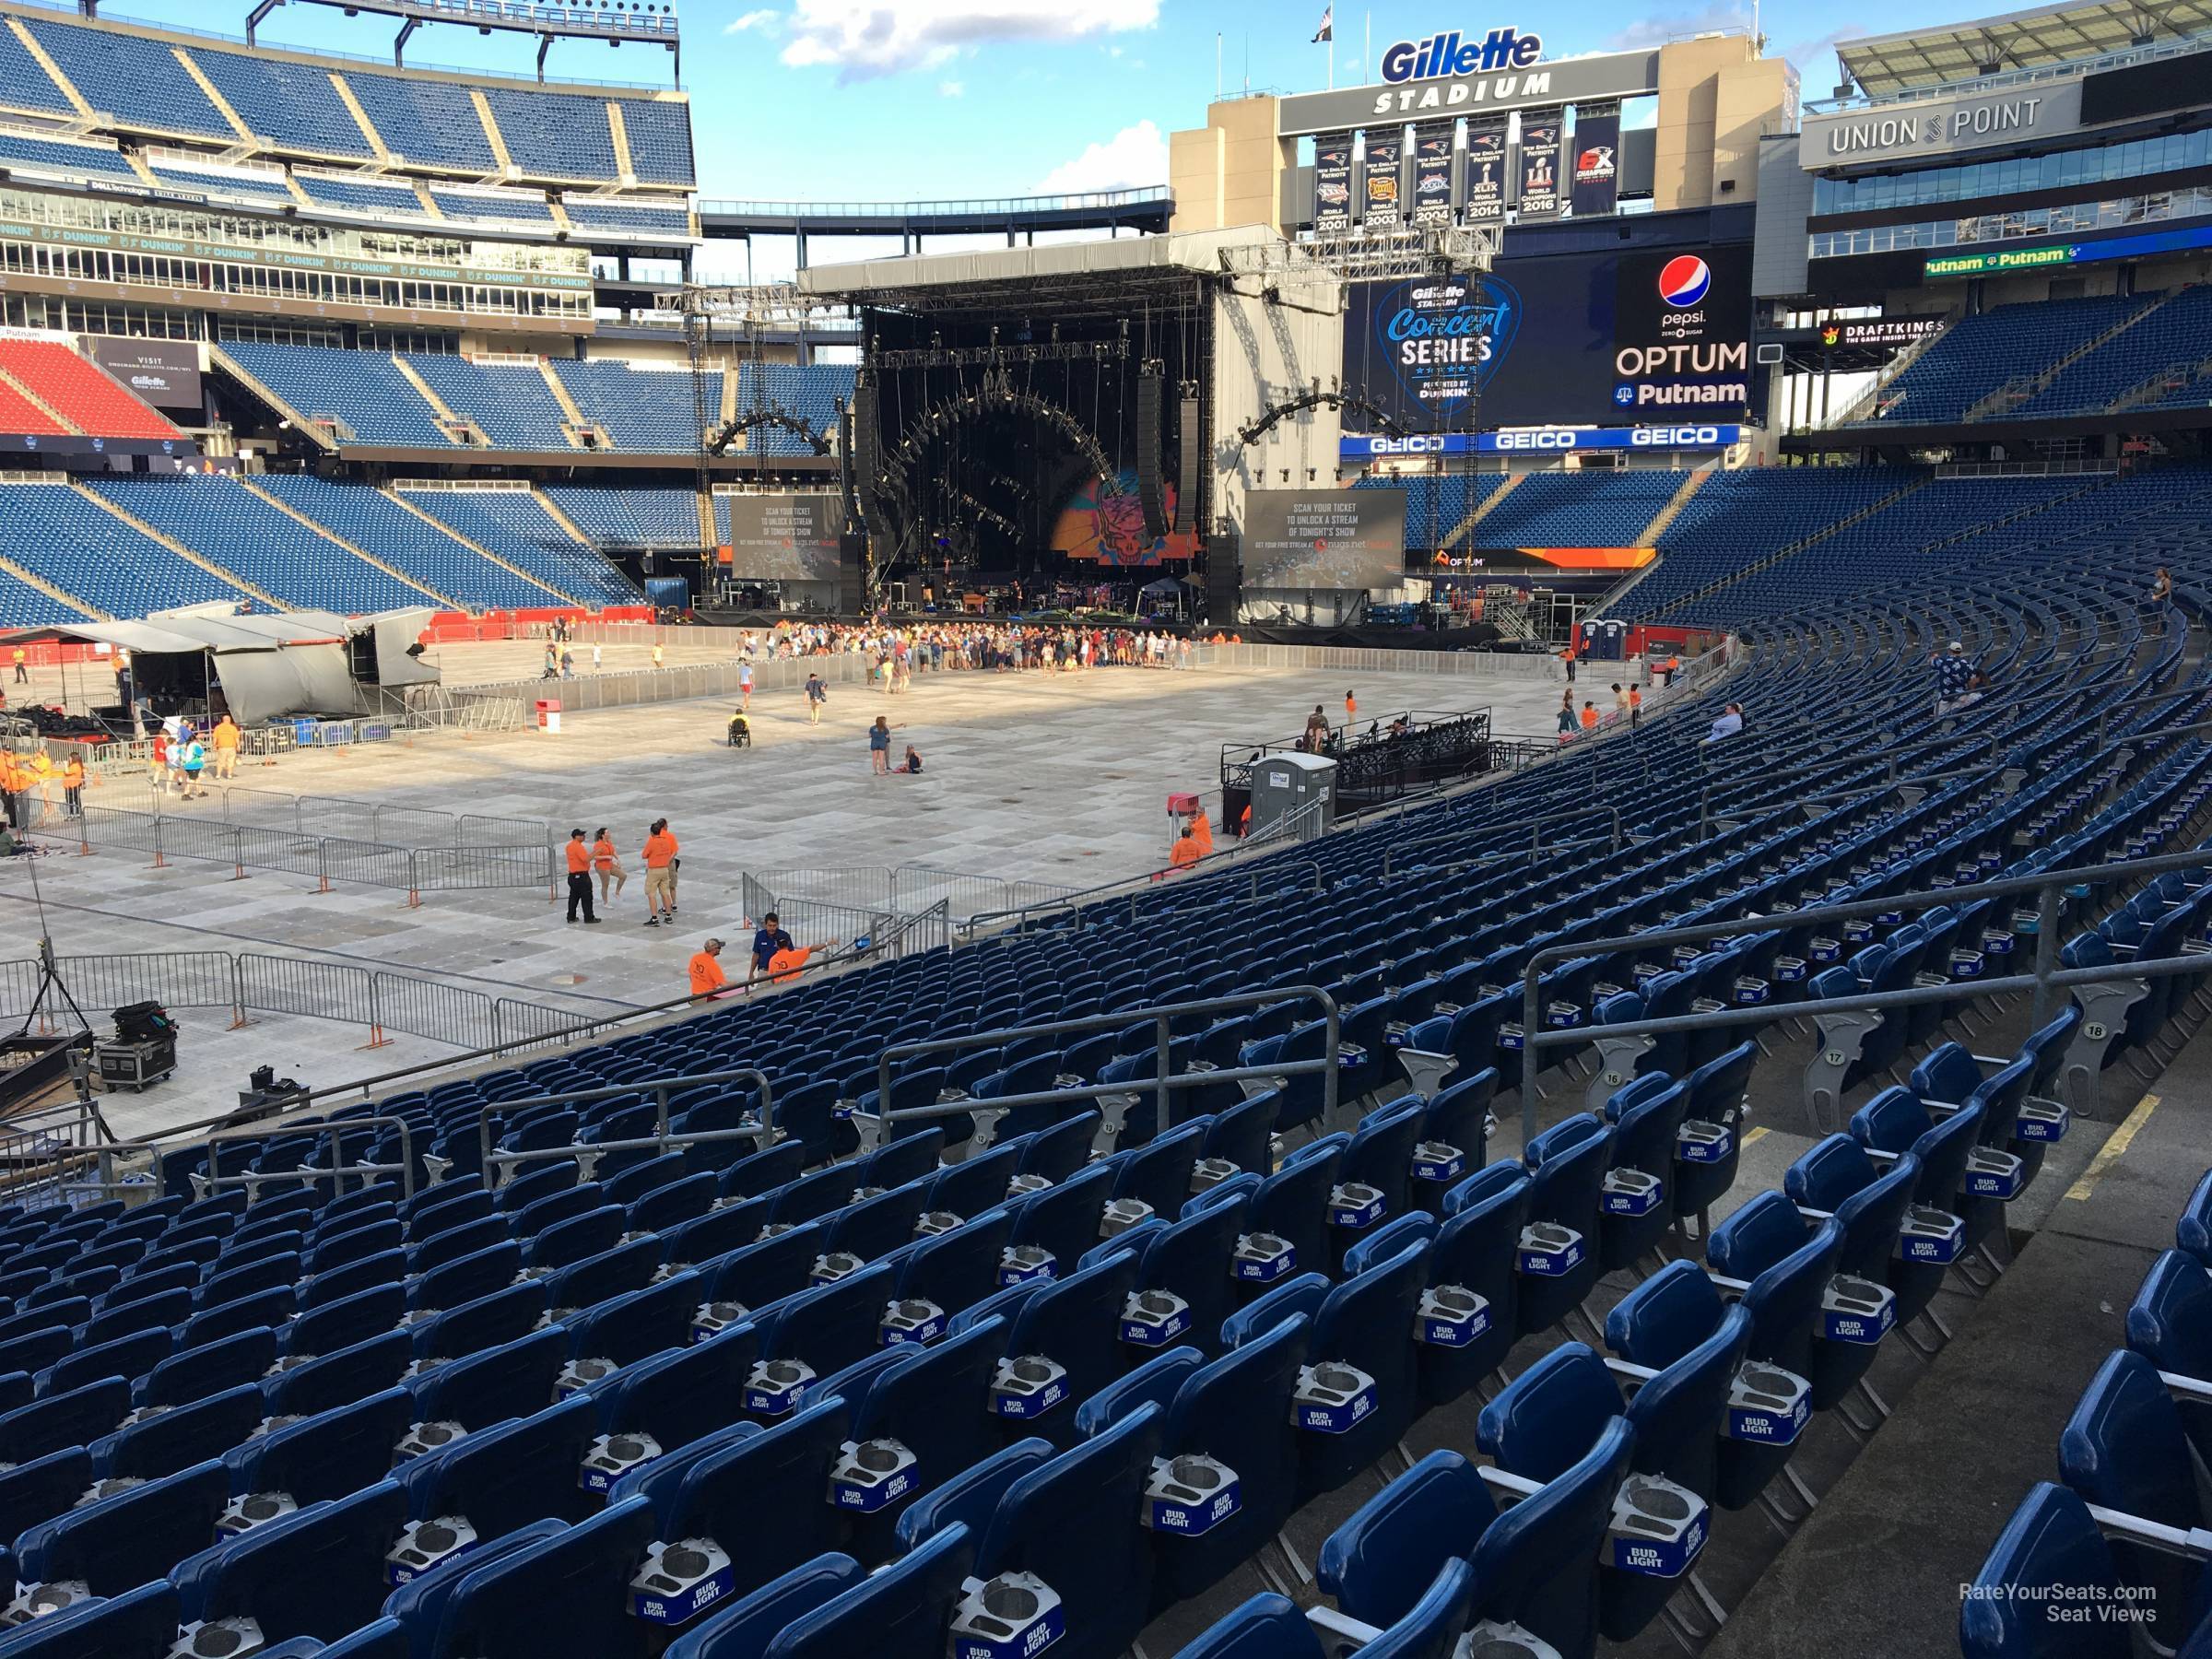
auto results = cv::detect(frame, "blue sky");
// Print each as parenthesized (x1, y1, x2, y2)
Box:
(100, 0, 1925, 206)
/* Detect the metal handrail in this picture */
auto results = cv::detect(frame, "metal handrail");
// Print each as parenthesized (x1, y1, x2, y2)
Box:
(471, 1066, 774, 1186)
(1381, 824, 1626, 880)
(1514, 845, 2212, 1141)
(958, 857, 1328, 943)
(76, 1115, 418, 1205)
(862, 985, 1343, 1159)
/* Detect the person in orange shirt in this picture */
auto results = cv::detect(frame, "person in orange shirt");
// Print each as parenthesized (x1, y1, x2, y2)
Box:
(688, 938, 728, 996)
(641, 818, 678, 927)
(1579, 700, 1599, 733)
(591, 827, 626, 905)
(1188, 806, 1214, 857)
(211, 714, 241, 780)
(562, 828, 598, 924)
(1168, 825, 1203, 873)
(1344, 690, 1357, 722)
(61, 754, 83, 817)
(1628, 685, 1643, 728)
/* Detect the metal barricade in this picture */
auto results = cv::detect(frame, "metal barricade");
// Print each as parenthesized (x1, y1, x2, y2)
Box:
(371, 972, 498, 1053)
(44, 951, 241, 1030)
(238, 954, 378, 1042)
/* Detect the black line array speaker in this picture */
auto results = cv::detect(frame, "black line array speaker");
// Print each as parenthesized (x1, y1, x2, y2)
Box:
(1175, 393, 1201, 533)
(1135, 371, 1168, 540)
(837, 400, 859, 531)
(1205, 533, 1240, 627)
(839, 534, 866, 615)
(850, 382, 882, 534)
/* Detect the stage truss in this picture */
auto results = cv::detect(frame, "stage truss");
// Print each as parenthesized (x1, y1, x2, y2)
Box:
(1223, 223, 1503, 291)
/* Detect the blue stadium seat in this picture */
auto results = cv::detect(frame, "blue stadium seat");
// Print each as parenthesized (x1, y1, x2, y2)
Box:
(9, 1457, 226, 1619)
(1961, 1483, 2134, 1659)
(172, 1478, 408, 1652)
(390, 1394, 598, 1583)
(969, 1404, 1165, 1659)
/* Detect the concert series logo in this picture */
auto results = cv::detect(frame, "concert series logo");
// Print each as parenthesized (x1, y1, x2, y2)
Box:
(1371, 272, 1523, 418)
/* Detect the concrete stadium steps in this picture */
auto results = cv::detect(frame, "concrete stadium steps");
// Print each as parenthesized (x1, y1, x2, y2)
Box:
(1700, 1066, 2193, 1659)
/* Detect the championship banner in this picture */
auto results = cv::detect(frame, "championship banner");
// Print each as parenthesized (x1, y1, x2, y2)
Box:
(1313, 133, 1354, 233)
(1463, 118, 1507, 222)
(1515, 109, 1562, 220)
(1362, 131, 1403, 225)
(1410, 124, 1454, 227)
(1570, 105, 1620, 218)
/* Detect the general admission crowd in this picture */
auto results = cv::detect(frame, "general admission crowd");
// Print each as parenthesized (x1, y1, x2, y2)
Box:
(728, 619, 1245, 679)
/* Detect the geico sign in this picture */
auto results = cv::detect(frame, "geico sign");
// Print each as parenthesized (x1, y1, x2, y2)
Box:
(1616, 342, 1747, 376)
(1364, 434, 1452, 453)
(1493, 429, 1581, 450)
(1633, 426, 1727, 445)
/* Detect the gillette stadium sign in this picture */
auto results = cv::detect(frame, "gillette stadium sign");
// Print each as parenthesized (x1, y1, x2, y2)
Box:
(1278, 34, 1658, 135)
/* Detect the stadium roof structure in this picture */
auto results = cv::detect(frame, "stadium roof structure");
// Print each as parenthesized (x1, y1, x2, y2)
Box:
(1837, 0, 2212, 96)
(794, 225, 1482, 319)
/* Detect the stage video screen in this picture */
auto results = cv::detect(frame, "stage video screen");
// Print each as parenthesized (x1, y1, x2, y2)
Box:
(721, 494, 841, 582)
(1340, 244, 1753, 430)
(1242, 489, 1406, 590)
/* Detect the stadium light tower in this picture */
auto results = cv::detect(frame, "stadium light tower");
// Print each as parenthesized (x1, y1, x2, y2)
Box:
(243, 0, 682, 81)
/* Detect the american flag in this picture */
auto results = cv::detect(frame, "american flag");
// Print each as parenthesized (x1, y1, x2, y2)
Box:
(1312, 6, 1333, 42)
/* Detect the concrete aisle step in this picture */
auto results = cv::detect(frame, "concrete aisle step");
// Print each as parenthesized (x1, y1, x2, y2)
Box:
(1700, 1071, 2204, 1659)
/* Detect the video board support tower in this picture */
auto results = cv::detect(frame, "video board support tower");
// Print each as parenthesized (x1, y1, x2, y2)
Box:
(1230, 221, 1499, 577)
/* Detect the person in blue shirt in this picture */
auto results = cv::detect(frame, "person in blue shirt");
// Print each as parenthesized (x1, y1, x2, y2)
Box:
(1931, 641, 1975, 713)
(749, 911, 794, 984)
(1704, 703, 1744, 743)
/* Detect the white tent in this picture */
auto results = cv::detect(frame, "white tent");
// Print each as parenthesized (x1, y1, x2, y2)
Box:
(0, 606, 439, 726)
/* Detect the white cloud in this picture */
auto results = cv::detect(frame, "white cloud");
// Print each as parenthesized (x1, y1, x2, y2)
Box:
(939, 78, 966, 96)
(1036, 119, 1168, 194)
(724, 8, 780, 33)
(780, 0, 1160, 82)
(1605, 5, 1748, 52)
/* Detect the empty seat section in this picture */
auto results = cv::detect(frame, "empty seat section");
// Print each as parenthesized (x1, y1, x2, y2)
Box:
(86, 476, 439, 613)
(249, 476, 558, 610)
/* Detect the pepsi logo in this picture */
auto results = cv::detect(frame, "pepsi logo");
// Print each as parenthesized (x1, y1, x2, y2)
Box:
(1659, 255, 1712, 308)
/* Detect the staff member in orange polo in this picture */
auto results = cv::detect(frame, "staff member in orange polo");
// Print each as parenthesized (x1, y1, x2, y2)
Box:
(688, 937, 727, 996)
(562, 828, 599, 924)
(641, 818, 678, 928)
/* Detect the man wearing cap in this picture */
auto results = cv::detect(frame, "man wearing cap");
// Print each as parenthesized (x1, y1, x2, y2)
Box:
(688, 938, 728, 997)
(1932, 641, 1974, 714)
(563, 828, 599, 924)
(749, 911, 794, 985)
